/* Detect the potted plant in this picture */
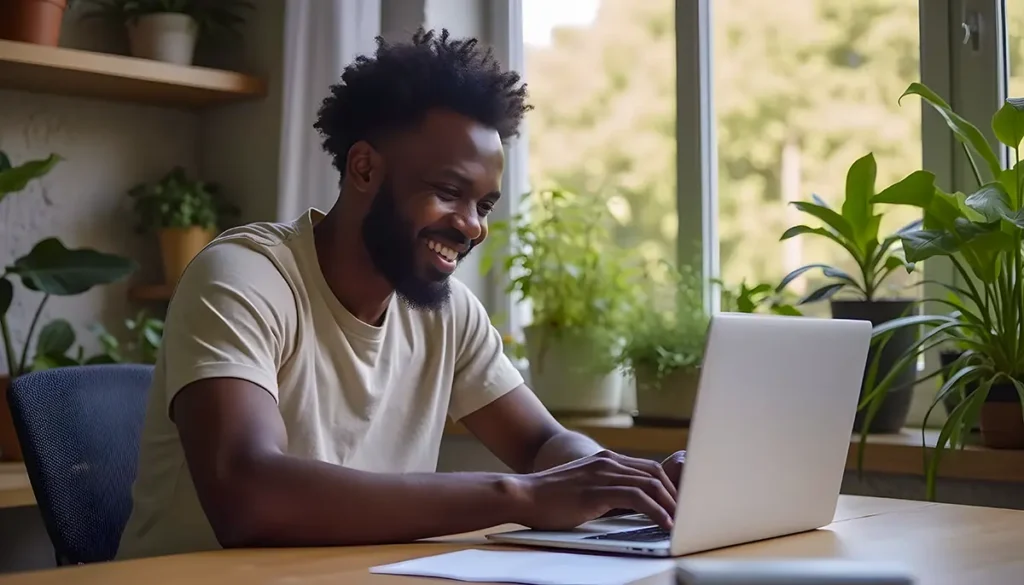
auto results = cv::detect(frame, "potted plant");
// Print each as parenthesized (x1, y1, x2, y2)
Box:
(0, 151, 137, 461)
(128, 166, 238, 285)
(777, 152, 922, 434)
(617, 262, 708, 427)
(0, 0, 71, 46)
(861, 83, 1024, 499)
(30, 310, 163, 370)
(483, 189, 637, 417)
(80, 0, 252, 65)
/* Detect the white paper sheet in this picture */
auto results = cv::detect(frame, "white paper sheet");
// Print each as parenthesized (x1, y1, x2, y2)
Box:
(370, 549, 675, 585)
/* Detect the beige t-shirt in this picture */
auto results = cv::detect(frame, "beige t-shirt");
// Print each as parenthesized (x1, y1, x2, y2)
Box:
(115, 208, 523, 560)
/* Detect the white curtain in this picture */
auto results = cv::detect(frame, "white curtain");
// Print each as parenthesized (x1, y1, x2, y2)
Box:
(277, 0, 382, 221)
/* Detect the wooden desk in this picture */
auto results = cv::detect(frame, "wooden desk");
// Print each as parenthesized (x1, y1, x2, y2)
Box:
(0, 463, 33, 509)
(3, 496, 1022, 585)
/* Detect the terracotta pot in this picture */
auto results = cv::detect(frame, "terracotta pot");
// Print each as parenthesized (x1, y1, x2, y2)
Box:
(158, 226, 214, 285)
(0, 0, 67, 46)
(633, 366, 700, 427)
(979, 383, 1024, 449)
(0, 376, 23, 462)
(127, 13, 199, 65)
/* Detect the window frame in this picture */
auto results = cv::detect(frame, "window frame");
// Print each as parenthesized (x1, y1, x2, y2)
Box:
(491, 0, 1010, 428)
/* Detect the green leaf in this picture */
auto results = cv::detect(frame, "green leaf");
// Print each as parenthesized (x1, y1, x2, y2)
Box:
(36, 319, 75, 356)
(9, 238, 138, 295)
(798, 282, 847, 304)
(900, 229, 961, 262)
(992, 97, 1024, 150)
(842, 153, 876, 246)
(777, 263, 858, 292)
(790, 201, 857, 244)
(0, 152, 10, 172)
(870, 313, 955, 338)
(31, 352, 81, 372)
(0, 278, 11, 317)
(0, 154, 61, 199)
(900, 83, 1002, 181)
(963, 183, 1013, 223)
(999, 163, 1022, 208)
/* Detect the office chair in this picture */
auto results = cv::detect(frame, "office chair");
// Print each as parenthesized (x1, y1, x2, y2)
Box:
(6, 364, 153, 565)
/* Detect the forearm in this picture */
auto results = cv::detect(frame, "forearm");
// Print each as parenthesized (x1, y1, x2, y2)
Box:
(531, 429, 604, 472)
(207, 453, 524, 548)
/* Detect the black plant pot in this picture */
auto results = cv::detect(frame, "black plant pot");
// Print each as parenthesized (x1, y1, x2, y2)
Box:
(830, 299, 917, 434)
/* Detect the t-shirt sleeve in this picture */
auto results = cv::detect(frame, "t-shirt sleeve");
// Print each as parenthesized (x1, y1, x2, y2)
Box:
(160, 240, 295, 413)
(447, 280, 525, 421)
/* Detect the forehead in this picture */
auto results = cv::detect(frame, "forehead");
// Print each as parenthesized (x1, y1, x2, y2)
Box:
(384, 109, 505, 187)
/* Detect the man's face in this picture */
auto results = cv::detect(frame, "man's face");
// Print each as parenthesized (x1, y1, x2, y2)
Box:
(361, 110, 505, 311)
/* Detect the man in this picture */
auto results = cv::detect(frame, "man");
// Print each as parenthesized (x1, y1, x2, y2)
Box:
(116, 28, 686, 560)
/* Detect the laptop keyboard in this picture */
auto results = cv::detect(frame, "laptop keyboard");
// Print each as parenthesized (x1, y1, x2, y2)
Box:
(582, 526, 671, 542)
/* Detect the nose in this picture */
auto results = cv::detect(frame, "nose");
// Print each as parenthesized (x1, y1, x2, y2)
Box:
(453, 206, 483, 242)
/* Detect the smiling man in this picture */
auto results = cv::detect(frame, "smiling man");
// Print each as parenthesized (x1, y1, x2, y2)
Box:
(116, 29, 685, 560)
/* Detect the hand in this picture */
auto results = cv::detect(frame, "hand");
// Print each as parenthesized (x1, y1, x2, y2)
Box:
(511, 450, 678, 532)
(660, 450, 686, 488)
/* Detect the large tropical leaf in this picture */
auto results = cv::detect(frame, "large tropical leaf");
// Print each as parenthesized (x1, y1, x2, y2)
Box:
(900, 83, 1002, 182)
(0, 277, 11, 316)
(872, 169, 937, 208)
(964, 182, 1013, 223)
(0, 153, 61, 200)
(992, 97, 1024, 151)
(9, 238, 138, 295)
(842, 153, 877, 248)
(790, 201, 857, 244)
(900, 229, 961, 262)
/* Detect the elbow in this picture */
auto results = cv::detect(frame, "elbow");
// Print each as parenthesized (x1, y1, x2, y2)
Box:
(194, 455, 281, 549)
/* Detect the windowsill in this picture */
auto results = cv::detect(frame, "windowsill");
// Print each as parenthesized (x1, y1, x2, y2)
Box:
(444, 419, 1024, 484)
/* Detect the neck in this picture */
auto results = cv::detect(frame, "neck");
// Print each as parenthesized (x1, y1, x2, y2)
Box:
(313, 202, 394, 326)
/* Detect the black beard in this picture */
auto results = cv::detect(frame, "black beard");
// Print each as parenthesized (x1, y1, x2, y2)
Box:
(361, 180, 462, 311)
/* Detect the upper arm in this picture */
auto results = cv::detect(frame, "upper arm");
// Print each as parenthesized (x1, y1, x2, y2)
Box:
(447, 280, 525, 421)
(160, 242, 296, 525)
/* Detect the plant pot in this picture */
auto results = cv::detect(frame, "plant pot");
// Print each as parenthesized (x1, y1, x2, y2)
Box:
(0, 376, 23, 462)
(0, 0, 67, 46)
(830, 299, 917, 434)
(158, 226, 214, 285)
(127, 13, 199, 65)
(979, 383, 1024, 449)
(523, 325, 623, 416)
(632, 366, 700, 427)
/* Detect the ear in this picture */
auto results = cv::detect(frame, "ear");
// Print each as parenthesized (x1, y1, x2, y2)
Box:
(345, 140, 385, 195)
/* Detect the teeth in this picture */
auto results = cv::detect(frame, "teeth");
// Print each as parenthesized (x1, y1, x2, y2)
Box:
(427, 240, 458, 262)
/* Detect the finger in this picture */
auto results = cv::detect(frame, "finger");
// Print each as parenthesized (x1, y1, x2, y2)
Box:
(592, 487, 674, 530)
(596, 472, 676, 519)
(610, 454, 678, 500)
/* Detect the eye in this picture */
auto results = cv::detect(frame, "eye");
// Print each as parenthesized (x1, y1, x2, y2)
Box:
(434, 189, 458, 201)
(478, 201, 495, 216)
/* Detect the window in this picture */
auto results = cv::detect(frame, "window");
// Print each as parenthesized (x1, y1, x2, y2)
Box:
(492, 0, 1013, 426)
(1005, 0, 1023, 101)
(712, 0, 923, 316)
(522, 0, 677, 274)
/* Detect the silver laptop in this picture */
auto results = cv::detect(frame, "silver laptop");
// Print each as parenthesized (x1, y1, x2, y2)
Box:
(487, 312, 872, 557)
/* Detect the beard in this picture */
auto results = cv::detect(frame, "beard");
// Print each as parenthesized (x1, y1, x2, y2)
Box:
(361, 179, 470, 311)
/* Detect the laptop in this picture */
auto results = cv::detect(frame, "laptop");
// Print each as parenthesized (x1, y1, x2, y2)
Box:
(487, 312, 872, 557)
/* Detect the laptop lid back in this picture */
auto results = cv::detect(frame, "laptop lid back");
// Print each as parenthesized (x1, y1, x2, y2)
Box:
(670, 313, 872, 555)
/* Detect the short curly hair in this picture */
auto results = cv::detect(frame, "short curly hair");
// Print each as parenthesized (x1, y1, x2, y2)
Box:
(314, 28, 531, 178)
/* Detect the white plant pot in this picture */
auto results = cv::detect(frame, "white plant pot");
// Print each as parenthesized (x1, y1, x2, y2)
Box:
(523, 325, 623, 416)
(127, 13, 199, 65)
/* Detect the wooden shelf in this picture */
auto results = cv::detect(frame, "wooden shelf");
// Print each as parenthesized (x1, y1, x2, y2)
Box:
(129, 284, 174, 302)
(0, 39, 266, 108)
(444, 419, 1024, 484)
(0, 462, 34, 509)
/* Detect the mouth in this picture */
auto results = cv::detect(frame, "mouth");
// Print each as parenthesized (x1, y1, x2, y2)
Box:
(424, 238, 460, 273)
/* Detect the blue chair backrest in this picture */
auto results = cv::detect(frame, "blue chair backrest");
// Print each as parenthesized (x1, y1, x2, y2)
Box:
(6, 364, 153, 565)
